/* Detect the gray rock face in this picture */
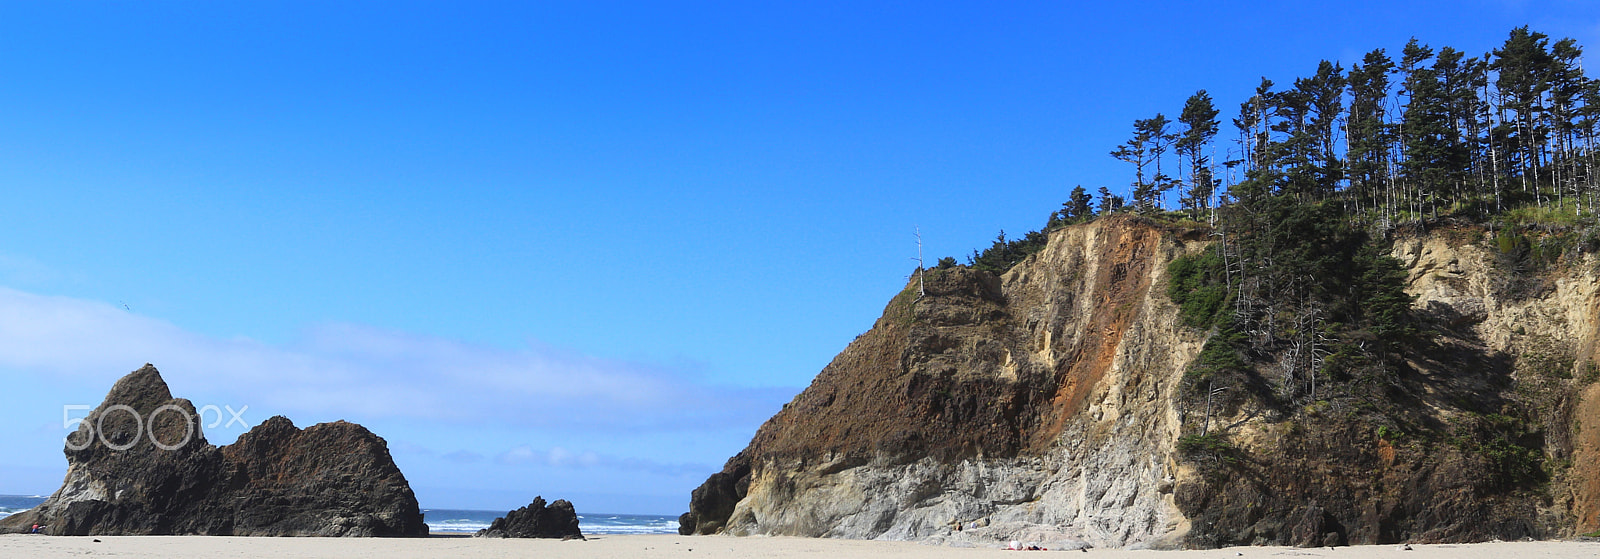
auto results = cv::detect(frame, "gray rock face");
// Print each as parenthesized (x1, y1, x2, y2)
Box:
(474, 496, 583, 539)
(0, 364, 428, 536)
(683, 218, 1197, 548)
(683, 218, 1600, 548)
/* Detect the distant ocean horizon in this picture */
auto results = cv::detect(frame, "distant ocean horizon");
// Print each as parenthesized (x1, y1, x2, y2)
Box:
(0, 495, 46, 521)
(1, 496, 678, 535)
(423, 508, 679, 534)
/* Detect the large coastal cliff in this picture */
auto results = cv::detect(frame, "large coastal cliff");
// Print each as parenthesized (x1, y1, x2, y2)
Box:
(681, 216, 1600, 549)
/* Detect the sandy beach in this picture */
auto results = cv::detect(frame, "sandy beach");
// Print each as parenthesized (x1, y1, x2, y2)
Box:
(2, 534, 1597, 558)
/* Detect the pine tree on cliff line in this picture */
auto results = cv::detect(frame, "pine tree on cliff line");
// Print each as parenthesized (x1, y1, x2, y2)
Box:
(1400, 38, 1449, 218)
(1490, 26, 1553, 205)
(1299, 60, 1346, 201)
(1347, 49, 1396, 214)
(1178, 90, 1221, 220)
(1065, 185, 1094, 221)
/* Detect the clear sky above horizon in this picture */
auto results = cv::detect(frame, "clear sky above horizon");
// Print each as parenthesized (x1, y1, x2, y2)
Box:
(2, 1, 1597, 515)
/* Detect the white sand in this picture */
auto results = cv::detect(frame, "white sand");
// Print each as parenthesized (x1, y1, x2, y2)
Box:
(3, 534, 1598, 559)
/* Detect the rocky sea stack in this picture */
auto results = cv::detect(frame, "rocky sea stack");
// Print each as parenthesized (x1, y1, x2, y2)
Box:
(474, 496, 583, 539)
(682, 216, 1600, 548)
(0, 364, 428, 536)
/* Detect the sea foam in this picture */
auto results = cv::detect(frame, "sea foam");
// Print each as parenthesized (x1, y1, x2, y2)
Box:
(0, 495, 46, 521)
(422, 509, 678, 534)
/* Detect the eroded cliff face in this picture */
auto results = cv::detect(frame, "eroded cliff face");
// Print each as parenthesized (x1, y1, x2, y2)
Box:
(1392, 231, 1600, 535)
(683, 217, 1210, 548)
(682, 217, 1600, 549)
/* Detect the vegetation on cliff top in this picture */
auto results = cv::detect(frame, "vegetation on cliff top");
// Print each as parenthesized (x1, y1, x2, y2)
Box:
(963, 26, 1598, 277)
(946, 26, 1599, 545)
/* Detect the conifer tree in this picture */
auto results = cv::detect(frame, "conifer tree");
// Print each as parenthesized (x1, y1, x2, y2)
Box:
(1178, 90, 1221, 218)
(1236, 78, 1278, 173)
(1548, 37, 1587, 208)
(1273, 85, 1315, 197)
(1064, 185, 1094, 221)
(1300, 61, 1346, 200)
(1277, 61, 1345, 201)
(1097, 186, 1125, 214)
(1347, 49, 1395, 213)
(1100, 25, 1596, 233)
(1433, 47, 1481, 210)
(1579, 52, 1600, 214)
(1112, 119, 1154, 211)
(1399, 38, 1450, 218)
(1230, 79, 1280, 212)
(1117, 114, 1179, 212)
(1491, 26, 1554, 203)
(1146, 113, 1179, 210)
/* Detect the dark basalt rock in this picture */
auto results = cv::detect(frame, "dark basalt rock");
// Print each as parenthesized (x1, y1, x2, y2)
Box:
(0, 364, 428, 536)
(474, 496, 583, 539)
(679, 454, 750, 535)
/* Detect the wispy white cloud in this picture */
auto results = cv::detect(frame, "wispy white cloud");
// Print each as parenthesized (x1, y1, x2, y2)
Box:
(0, 252, 68, 286)
(390, 441, 438, 456)
(0, 286, 793, 432)
(441, 450, 485, 464)
(495, 444, 710, 476)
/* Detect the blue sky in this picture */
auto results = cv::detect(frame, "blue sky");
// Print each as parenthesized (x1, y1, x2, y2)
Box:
(1, 1, 1597, 515)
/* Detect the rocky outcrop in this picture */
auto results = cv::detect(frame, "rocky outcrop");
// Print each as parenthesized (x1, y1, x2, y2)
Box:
(0, 364, 428, 537)
(682, 216, 1600, 549)
(683, 217, 1203, 547)
(474, 496, 583, 539)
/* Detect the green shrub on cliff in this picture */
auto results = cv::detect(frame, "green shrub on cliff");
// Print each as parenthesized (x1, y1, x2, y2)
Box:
(1177, 433, 1237, 465)
(1183, 332, 1247, 385)
(1167, 250, 1230, 329)
(1449, 412, 1547, 490)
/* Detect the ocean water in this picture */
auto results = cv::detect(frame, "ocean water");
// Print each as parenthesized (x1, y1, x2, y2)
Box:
(0, 495, 46, 520)
(423, 508, 679, 534)
(0, 496, 676, 535)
